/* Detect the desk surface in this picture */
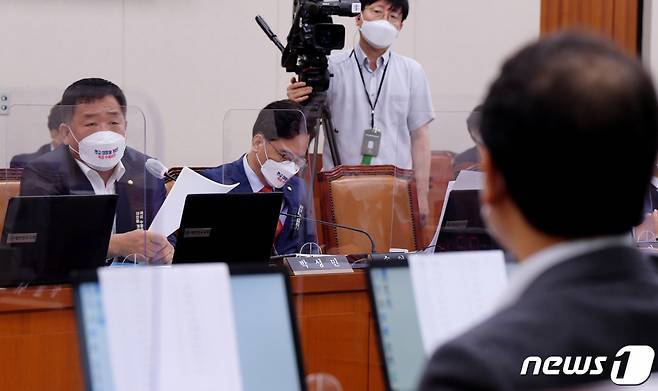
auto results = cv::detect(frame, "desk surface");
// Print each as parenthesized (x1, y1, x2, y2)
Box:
(0, 272, 384, 391)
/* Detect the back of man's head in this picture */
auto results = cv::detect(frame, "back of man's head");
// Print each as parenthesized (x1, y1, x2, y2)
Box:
(47, 102, 63, 132)
(60, 78, 127, 122)
(480, 31, 658, 238)
(252, 100, 313, 140)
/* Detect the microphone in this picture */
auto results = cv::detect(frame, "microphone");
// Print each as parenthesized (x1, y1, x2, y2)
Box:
(145, 158, 177, 182)
(280, 211, 376, 254)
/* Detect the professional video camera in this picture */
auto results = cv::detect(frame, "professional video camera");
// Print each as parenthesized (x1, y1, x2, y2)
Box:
(257, 0, 361, 91)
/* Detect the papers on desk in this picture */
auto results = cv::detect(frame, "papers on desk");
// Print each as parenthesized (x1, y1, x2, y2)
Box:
(148, 167, 238, 236)
(408, 251, 507, 355)
(99, 263, 243, 391)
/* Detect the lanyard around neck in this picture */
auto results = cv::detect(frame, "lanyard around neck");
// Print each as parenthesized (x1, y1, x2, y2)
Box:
(353, 50, 390, 129)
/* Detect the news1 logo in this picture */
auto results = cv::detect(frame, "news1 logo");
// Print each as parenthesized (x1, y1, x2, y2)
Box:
(520, 345, 655, 385)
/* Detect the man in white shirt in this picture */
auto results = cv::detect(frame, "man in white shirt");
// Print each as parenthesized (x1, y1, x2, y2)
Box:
(287, 0, 434, 223)
(418, 32, 658, 390)
(20, 78, 173, 264)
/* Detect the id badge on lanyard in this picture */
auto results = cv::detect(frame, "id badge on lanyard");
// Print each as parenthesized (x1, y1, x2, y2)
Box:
(354, 50, 390, 166)
(361, 128, 382, 165)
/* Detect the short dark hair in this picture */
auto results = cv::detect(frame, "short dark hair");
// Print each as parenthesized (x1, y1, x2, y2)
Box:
(480, 31, 658, 238)
(47, 102, 63, 131)
(60, 78, 127, 123)
(361, 0, 409, 21)
(252, 100, 314, 140)
(466, 104, 483, 142)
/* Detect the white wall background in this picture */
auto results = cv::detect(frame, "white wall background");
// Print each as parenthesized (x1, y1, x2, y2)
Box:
(0, 0, 540, 166)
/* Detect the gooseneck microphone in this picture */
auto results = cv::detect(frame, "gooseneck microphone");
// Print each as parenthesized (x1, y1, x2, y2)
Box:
(145, 158, 177, 182)
(280, 211, 377, 254)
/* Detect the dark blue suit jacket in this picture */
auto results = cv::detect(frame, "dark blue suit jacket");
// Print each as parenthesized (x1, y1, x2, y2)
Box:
(19, 145, 167, 235)
(643, 184, 658, 214)
(202, 156, 316, 255)
(10, 143, 51, 169)
(418, 246, 658, 390)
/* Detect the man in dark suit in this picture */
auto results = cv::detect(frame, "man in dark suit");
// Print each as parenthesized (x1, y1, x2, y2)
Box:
(10, 102, 68, 168)
(20, 78, 173, 264)
(452, 104, 482, 172)
(418, 32, 658, 390)
(202, 100, 316, 255)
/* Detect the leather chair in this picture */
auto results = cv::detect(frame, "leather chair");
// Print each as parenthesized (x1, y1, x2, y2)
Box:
(317, 165, 422, 254)
(0, 169, 23, 234)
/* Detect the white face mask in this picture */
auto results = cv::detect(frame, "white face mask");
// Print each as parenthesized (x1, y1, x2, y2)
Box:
(68, 127, 126, 171)
(257, 144, 300, 189)
(360, 18, 399, 49)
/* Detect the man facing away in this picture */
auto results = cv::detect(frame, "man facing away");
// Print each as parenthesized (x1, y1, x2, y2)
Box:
(418, 32, 658, 390)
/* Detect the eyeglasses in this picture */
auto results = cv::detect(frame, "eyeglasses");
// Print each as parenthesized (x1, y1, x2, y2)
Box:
(268, 142, 307, 170)
(364, 6, 403, 24)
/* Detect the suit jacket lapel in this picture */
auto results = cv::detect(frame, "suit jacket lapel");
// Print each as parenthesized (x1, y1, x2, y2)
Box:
(62, 148, 94, 194)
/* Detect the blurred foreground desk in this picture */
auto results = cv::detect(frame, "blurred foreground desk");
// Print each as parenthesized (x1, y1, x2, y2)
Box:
(0, 286, 83, 391)
(0, 272, 384, 391)
(291, 271, 385, 391)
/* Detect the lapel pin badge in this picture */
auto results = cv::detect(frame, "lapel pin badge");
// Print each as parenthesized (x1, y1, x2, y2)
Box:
(127, 179, 134, 185)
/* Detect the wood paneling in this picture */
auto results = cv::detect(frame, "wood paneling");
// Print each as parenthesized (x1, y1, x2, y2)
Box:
(0, 286, 83, 391)
(292, 272, 385, 391)
(541, 0, 640, 55)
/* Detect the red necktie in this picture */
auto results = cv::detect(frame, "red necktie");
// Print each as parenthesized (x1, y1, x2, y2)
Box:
(260, 186, 283, 240)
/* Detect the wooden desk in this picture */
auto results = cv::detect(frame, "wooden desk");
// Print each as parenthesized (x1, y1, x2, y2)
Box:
(0, 271, 384, 391)
(291, 272, 385, 391)
(0, 286, 83, 391)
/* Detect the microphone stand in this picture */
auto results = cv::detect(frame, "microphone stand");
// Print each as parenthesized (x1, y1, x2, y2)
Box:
(280, 212, 376, 254)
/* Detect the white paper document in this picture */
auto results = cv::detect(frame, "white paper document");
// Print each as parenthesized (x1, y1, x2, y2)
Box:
(408, 251, 507, 355)
(148, 167, 238, 236)
(99, 263, 243, 391)
(453, 170, 483, 191)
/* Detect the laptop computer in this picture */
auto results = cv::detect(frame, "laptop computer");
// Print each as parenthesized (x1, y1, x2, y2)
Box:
(74, 264, 307, 391)
(435, 189, 500, 252)
(173, 193, 284, 263)
(0, 195, 117, 287)
(367, 260, 426, 391)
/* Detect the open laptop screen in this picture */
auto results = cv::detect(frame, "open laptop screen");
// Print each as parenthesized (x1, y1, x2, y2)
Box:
(369, 262, 426, 391)
(75, 266, 305, 391)
(230, 269, 305, 391)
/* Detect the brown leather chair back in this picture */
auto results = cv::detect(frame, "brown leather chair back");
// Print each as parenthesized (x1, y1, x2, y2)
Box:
(318, 165, 421, 254)
(0, 169, 23, 234)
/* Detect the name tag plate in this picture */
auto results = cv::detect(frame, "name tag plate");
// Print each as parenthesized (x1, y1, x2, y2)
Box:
(285, 255, 353, 275)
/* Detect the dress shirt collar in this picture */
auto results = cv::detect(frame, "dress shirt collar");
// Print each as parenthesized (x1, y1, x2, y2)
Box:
(74, 158, 126, 195)
(354, 41, 391, 73)
(242, 154, 266, 193)
(497, 234, 632, 309)
(651, 177, 658, 190)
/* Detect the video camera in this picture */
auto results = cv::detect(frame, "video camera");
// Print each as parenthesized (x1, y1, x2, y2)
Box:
(257, 0, 361, 92)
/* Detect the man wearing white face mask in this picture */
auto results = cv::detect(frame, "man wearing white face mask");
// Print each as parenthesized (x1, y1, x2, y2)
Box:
(287, 0, 434, 225)
(20, 78, 174, 264)
(202, 100, 317, 255)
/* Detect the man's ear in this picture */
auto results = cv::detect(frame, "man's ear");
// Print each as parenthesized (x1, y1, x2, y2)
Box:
(480, 147, 507, 206)
(356, 14, 363, 28)
(60, 123, 71, 142)
(251, 133, 265, 152)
